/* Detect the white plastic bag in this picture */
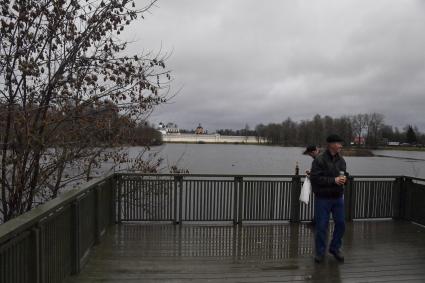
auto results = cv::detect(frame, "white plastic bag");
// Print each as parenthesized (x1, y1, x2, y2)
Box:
(299, 177, 311, 205)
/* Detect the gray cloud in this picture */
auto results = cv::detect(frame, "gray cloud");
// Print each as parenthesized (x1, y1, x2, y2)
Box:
(123, 0, 425, 131)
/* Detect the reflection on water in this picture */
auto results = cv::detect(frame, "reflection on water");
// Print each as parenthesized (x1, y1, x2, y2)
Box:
(138, 144, 425, 177)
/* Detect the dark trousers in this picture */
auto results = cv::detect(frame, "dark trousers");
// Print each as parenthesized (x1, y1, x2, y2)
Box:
(314, 196, 345, 256)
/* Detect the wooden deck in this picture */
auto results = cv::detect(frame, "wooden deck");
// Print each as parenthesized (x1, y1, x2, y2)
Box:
(66, 220, 425, 283)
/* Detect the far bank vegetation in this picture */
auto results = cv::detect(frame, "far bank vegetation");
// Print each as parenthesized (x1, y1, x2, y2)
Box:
(215, 113, 424, 150)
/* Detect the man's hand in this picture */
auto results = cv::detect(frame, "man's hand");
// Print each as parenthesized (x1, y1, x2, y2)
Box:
(335, 176, 346, 186)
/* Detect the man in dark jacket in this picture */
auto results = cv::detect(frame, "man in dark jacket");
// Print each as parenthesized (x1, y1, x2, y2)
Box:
(310, 134, 347, 263)
(303, 145, 320, 175)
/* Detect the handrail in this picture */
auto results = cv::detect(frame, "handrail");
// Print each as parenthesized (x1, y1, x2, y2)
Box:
(0, 173, 410, 238)
(0, 173, 114, 244)
(0, 172, 424, 283)
(0, 172, 416, 238)
(118, 172, 405, 179)
(405, 176, 425, 182)
(118, 173, 297, 178)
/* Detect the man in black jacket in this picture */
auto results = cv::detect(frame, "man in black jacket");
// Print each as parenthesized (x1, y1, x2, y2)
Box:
(310, 134, 347, 263)
(303, 145, 320, 175)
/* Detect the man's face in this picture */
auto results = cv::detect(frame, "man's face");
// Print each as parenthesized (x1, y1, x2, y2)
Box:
(309, 148, 320, 158)
(328, 142, 343, 154)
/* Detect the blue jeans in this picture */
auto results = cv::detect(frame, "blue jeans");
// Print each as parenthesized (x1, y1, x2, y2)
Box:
(314, 197, 345, 256)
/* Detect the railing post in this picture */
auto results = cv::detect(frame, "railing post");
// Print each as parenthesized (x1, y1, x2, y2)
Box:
(32, 226, 42, 283)
(238, 177, 244, 224)
(71, 201, 80, 274)
(233, 177, 238, 225)
(94, 186, 102, 245)
(37, 223, 47, 282)
(179, 176, 184, 224)
(345, 176, 354, 221)
(290, 175, 301, 223)
(403, 177, 414, 221)
(117, 174, 122, 224)
(392, 177, 403, 220)
(173, 176, 178, 224)
(270, 182, 276, 220)
(233, 176, 243, 225)
(110, 176, 116, 226)
(174, 175, 183, 224)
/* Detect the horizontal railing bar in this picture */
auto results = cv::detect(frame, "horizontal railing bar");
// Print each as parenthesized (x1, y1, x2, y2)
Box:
(406, 176, 425, 182)
(118, 173, 297, 178)
(347, 175, 402, 179)
(0, 173, 115, 244)
(121, 221, 232, 223)
(0, 230, 31, 253)
(118, 173, 404, 179)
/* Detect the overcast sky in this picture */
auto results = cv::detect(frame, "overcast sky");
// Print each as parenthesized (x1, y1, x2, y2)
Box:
(123, 0, 425, 132)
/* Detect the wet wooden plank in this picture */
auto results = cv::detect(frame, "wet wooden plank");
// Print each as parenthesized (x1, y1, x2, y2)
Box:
(66, 221, 425, 283)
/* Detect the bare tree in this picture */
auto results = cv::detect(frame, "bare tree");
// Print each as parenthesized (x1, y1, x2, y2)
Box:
(351, 114, 369, 146)
(243, 123, 250, 142)
(0, 0, 171, 222)
(366, 113, 384, 147)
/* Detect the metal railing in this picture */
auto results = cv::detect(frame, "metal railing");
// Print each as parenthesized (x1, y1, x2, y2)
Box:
(116, 174, 425, 225)
(0, 175, 115, 283)
(0, 173, 424, 283)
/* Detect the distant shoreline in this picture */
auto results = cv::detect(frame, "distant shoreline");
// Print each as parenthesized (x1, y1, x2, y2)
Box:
(373, 146, 425, 152)
(161, 142, 425, 155)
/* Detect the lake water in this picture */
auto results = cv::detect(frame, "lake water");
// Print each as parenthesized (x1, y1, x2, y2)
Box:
(127, 143, 425, 177)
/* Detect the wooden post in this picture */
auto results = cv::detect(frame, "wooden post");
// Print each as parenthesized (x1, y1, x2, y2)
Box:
(174, 175, 183, 224)
(38, 223, 47, 282)
(291, 175, 301, 223)
(32, 227, 41, 283)
(269, 182, 276, 220)
(71, 201, 80, 274)
(403, 177, 414, 221)
(94, 186, 102, 245)
(109, 177, 116, 226)
(233, 177, 238, 225)
(398, 176, 408, 220)
(392, 177, 403, 220)
(345, 176, 354, 221)
(233, 176, 243, 225)
(173, 176, 178, 224)
(117, 175, 122, 224)
(178, 176, 183, 224)
(238, 177, 243, 224)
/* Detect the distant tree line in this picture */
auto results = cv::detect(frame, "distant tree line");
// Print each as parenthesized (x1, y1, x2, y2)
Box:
(0, 100, 163, 148)
(217, 124, 256, 137)
(216, 113, 424, 147)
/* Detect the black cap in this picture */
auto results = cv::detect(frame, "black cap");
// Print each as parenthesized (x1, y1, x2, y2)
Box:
(303, 145, 318, 155)
(326, 134, 344, 143)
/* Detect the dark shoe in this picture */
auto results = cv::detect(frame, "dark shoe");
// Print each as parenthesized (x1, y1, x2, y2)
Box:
(314, 255, 325, 263)
(329, 249, 344, 263)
